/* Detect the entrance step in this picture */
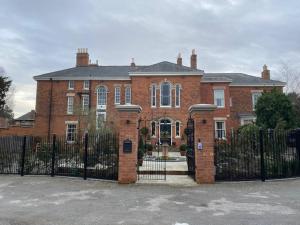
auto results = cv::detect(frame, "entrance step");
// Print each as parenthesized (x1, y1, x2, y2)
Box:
(138, 171, 188, 175)
(137, 175, 197, 186)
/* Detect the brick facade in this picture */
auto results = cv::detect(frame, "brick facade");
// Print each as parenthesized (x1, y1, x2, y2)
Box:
(31, 49, 284, 144)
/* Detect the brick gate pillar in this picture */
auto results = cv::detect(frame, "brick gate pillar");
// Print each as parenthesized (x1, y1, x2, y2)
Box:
(189, 104, 217, 184)
(116, 104, 142, 184)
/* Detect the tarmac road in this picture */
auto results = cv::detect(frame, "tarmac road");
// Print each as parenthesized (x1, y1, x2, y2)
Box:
(0, 175, 299, 225)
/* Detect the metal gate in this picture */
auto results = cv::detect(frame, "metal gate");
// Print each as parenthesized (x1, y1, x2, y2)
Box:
(137, 135, 166, 180)
(186, 117, 195, 180)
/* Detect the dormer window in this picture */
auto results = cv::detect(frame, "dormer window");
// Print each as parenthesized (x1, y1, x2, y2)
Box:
(160, 82, 171, 107)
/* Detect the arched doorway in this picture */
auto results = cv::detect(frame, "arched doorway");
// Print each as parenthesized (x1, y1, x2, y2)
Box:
(159, 119, 172, 145)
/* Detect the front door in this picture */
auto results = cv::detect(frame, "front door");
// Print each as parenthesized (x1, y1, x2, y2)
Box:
(160, 119, 172, 145)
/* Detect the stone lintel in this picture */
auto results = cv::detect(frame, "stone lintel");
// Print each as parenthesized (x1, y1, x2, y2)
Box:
(189, 104, 217, 113)
(116, 104, 142, 113)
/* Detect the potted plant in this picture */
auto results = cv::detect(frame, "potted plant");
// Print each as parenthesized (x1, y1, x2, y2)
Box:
(146, 144, 153, 156)
(179, 144, 187, 156)
(160, 131, 170, 144)
(140, 127, 149, 136)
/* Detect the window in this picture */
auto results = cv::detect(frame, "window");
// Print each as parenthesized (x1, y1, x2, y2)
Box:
(82, 95, 89, 113)
(83, 80, 89, 90)
(96, 112, 106, 129)
(151, 121, 156, 137)
(125, 87, 131, 104)
(66, 124, 77, 143)
(175, 121, 180, 137)
(97, 86, 107, 109)
(175, 84, 181, 107)
(67, 96, 74, 114)
(68, 80, 74, 90)
(115, 87, 121, 104)
(215, 121, 226, 139)
(214, 89, 225, 108)
(252, 92, 262, 110)
(151, 84, 156, 107)
(160, 82, 171, 107)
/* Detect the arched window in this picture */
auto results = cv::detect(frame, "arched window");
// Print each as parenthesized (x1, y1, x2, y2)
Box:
(97, 86, 107, 109)
(160, 82, 171, 107)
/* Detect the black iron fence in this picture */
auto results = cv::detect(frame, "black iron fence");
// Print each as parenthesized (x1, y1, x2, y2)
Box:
(0, 133, 119, 181)
(215, 129, 300, 181)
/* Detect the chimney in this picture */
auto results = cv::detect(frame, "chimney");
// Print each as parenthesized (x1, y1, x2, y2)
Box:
(190, 49, 197, 69)
(177, 53, 182, 66)
(76, 48, 89, 67)
(261, 64, 270, 80)
(131, 58, 136, 67)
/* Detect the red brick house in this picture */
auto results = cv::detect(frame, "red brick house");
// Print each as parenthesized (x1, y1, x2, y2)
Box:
(33, 49, 285, 144)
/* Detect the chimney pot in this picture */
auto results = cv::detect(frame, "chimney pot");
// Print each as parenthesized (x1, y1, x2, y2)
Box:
(177, 53, 182, 66)
(131, 58, 136, 67)
(190, 49, 197, 69)
(261, 64, 270, 80)
(76, 48, 89, 67)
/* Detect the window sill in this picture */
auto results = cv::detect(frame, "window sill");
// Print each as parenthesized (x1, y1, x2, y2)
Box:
(160, 106, 172, 108)
(68, 88, 74, 91)
(67, 113, 74, 115)
(175, 136, 181, 139)
(216, 106, 225, 109)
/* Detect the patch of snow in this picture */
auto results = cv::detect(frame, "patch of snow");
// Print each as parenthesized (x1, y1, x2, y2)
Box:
(243, 192, 269, 199)
(173, 223, 189, 225)
(189, 198, 295, 216)
(130, 195, 173, 212)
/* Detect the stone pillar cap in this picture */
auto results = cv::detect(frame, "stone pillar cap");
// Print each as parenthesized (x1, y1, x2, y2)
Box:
(189, 104, 217, 113)
(116, 104, 142, 113)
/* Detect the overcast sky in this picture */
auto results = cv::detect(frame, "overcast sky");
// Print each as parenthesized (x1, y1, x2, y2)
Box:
(0, 0, 300, 117)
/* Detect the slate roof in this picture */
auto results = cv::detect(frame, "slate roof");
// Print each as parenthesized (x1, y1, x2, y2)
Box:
(15, 110, 35, 121)
(33, 61, 285, 86)
(203, 73, 285, 86)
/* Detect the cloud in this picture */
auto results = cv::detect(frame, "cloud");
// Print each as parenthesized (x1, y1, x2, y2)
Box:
(0, 0, 299, 117)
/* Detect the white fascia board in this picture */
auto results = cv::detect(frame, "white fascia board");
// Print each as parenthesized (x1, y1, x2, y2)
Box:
(229, 83, 285, 87)
(33, 76, 131, 81)
(129, 72, 204, 76)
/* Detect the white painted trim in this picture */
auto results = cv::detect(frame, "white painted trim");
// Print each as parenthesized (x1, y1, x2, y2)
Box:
(229, 84, 285, 87)
(34, 76, 131, 81)
(65, 121, 78, 124)
(214, 117, 227, 121)
(214, 120, 226, 139)
(129, 72, 204, 76)
(158, 119, 172, 145)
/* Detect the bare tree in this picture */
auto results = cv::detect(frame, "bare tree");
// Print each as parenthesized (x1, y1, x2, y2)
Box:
(276, 62, 300, 94)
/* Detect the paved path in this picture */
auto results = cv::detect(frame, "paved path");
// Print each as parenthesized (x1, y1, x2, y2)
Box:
(0, 175, 300, 225)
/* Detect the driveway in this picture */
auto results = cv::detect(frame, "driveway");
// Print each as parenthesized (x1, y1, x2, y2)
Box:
(0, 175, 299, 225)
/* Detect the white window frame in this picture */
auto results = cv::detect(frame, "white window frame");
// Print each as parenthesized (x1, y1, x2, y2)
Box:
(215, 121, 226, 139)
(125, 86, 131, 104)
(68, 80, 74, 90)
(151, 84, 156, 108)
(241, 117, 256, 126)
(175, 121, 180, 138)
(82, 95, 89, 114)
(67, 96, 74, 115)
(151, 121, 156, 137)
(175, 84, 181, 108)
(66, 123, 77, 143)
(83, 80, 89, 90)
(214, 89, 225, 108)
(96, 86, 107, 110)
(160, 82, 172, 107)
(252, 92, 262, 111)
(115, 86, 121, 104)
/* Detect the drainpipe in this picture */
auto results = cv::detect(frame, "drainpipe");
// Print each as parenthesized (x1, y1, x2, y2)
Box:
(48, 78, 53, 141)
